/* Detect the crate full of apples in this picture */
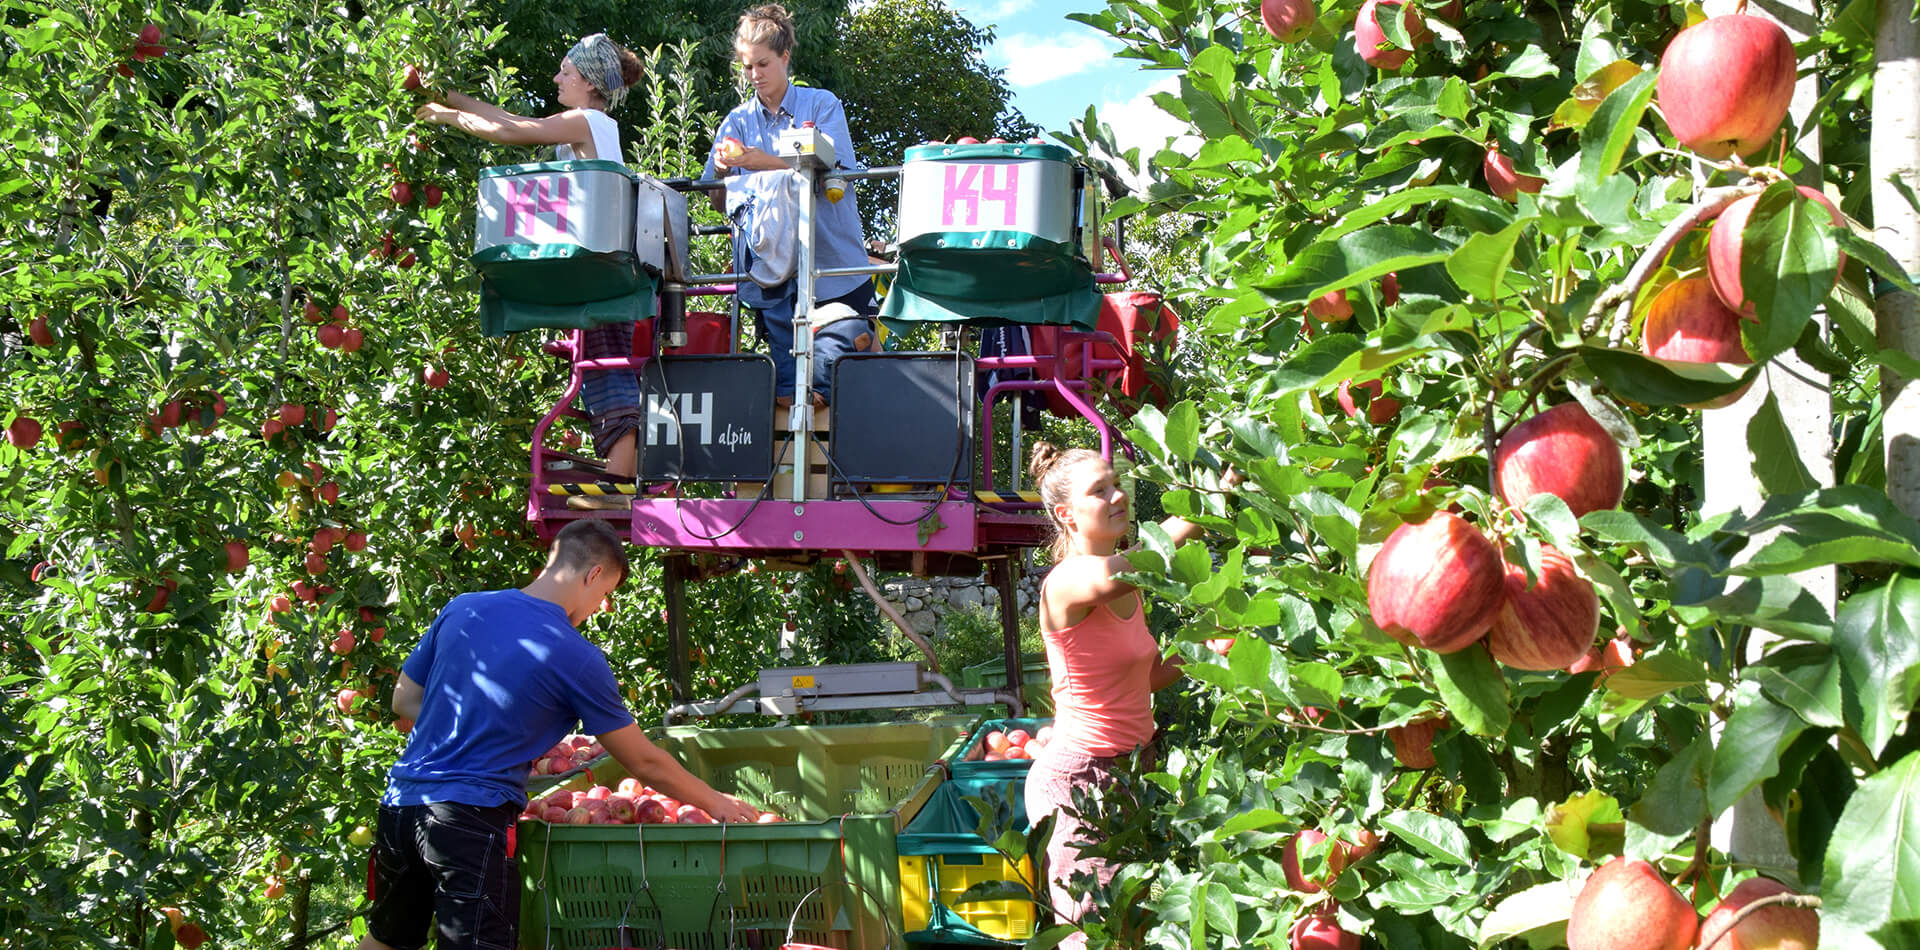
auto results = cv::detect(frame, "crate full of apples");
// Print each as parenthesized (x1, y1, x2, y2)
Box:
(520, 778, 786, 825)
(950, 717, 1053, 778)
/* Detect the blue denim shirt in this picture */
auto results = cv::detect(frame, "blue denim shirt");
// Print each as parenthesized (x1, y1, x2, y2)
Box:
(704, 84, 870, 302)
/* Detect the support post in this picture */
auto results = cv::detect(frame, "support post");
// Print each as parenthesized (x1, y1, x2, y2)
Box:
(993, 554, 1025, 713)
(665, 554, 691, 704)
(1875, 0, 1920, 519)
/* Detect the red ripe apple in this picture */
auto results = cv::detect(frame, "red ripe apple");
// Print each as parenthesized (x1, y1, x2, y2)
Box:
(1656, 14, 1796, 160)
(956, 136, 981, 145)
(1337, 379, 1382, 418)
(566, 806, 593, 825)
(318, 482, 340, 504)
(278, 403, 306, 426)
(985, 731, 1010, 754)
(1282, 829, 1349, 892)
(1307, 288, 1352, 322)
(758, 812, 784, 823)
(391, 180, 414, 205)
(143, 579, 177, 613)
(317, 324, 345, 349)
(395, 717, 412, 733)
(401, 64, 423, 91)
(1706, 186, 1845, 321)
(158, 400, 184, 428)
(1387, 715, 1448, 769)
(1366, 511, 1505, 653)
(717, 136, 746, 162)
(1567, 857, 1698, 950)
(303, 300, 326, 324)
(422, 184, 443, 208)
(1700, 876, 1817, 950)
(1483, 147, 1545, 201)
(305, 551, 328, 575)
(335, 687, 361, 714)
(172, 923, 208, 950)
(1347, 828, 1382, 861)
(617, 777, 642, 794)
(331, 304, 349, 324)
(1006, 729, 1032, 747)
(319, 408, 338, 433)
(222, 540, 249, 573)
(344, 531, 369, 552)
(1260, 0, 1317, 42)
(634, 798, 669, 824)
(341, 327, 365, 352)
(330, 630, 355, 654)
(1641, 277, 1753, 409)
(270, 595, 293, 613)
(423, 365, 449, 389)
(397, 250, 417, 269)
(543, 804, 569, 822)
(370, 626, 386, 643)
(1205, 637, 1235, 656)
(1354, 0, 1429, 70)
(1494, 402, 1625, 519)
(6, 416, 43, 449)
(264, 876, 286, 899)
(360, 607, 379, 626)
(1368, 393, 1402, 425)
(1487, 545, 1600, 670)
(586, 785, 611, 801)
(1381, 272, 1400, 307)
(1290, 911, 1360, 950)
(292, 580, 316, 603)
(29, 314, 56, 347)
(676, 804, 714, 824)
(606, 795, 637, 823)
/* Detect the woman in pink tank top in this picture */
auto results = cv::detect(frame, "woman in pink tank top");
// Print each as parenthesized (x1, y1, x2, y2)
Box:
(1022, 441, 1239, 947)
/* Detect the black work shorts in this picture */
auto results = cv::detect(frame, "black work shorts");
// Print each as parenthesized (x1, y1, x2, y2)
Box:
(366, 801, 521, 950)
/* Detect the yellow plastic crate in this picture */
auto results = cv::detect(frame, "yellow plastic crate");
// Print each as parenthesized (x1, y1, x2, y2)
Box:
(898, 851, 1039, 942)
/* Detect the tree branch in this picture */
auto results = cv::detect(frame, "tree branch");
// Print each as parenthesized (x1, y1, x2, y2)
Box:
(1695, 892, 1821, 950)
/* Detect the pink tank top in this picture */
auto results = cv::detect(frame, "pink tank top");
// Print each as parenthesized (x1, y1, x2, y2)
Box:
(1041, 589, 1160, 757)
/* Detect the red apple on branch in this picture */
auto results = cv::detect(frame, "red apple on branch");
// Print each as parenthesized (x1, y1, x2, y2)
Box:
(1493, 402, 1625, 519)
(1290, 911, 1360, 950)
(1700, 876, 1817, 950)
(391, 180, 414, 205)
(401, 64, 423, 92)
(1353, 0, 1429, 70)
(1656, 14, 1796, 160)
(6, 416, 43, 449)
(1387, 715, 1448, 769)
(423, 365, 450, 389)
(222, 541, 250, 574)
(1483, 146, 1545, 201)
(1567, 857, 1698, 950)
(1706, 186, 1845, 320)
(29, 314, 56, 347)
(1487, 545, 1600, 670)
(1260, 0, 1317, 43)
(1641, 276, 1753, 409)
(1307, 289, 1352, 322)
(1367, 511, 1505, 653)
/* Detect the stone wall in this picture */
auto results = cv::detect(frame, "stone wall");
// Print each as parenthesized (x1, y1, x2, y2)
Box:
(878, 568, 1045, 636)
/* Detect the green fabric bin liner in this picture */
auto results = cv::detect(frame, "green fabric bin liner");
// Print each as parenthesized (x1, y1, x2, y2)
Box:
(879, 230, 1099, 332)
(479, 280, 657, 338)
(897, 773, 1030, 856)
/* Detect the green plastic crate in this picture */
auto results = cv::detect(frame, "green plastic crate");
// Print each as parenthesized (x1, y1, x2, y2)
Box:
(959, 655, 1053, 715)
(517, 719, 969, 949)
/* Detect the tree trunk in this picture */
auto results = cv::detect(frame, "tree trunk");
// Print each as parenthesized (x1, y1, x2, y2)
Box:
(1876, 0, 1920, 520)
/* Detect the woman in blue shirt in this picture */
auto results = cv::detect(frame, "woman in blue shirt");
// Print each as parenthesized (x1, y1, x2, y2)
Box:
(705, 4, 878, 408)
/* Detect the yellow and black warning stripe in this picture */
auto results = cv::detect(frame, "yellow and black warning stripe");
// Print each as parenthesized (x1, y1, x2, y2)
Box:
(544, 481, 640, 497)
(972, 490, 1042, 504)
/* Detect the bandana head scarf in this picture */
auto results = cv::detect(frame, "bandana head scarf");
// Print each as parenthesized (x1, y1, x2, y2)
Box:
(566, 33, 628, 111)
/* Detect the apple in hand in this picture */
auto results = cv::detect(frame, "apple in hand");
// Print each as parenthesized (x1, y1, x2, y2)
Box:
(717, 137, 747, 163)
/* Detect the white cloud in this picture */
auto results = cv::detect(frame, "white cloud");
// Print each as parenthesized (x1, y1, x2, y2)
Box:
(1095, 76, 1201, 158)
(958, 0, 1034, 21)
(992, 32, 1121, 87)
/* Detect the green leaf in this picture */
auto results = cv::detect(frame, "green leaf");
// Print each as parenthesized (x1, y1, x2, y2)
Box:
(1708, 681, 1808, 814)
(1446, 217, 1532, 301)
(1220, 807, 1288, 836)
(1603, 652, 1707, 700)
(1170, 541, 1214, 587)
(1186, 43, 1235, 105)
(1836, 230, 1920, 294)
(1292, 661, 1343, 709)
(1749, 644, 1845, 729)
(1254, 225, 1458, 303)
(1164, 399, 1199, 462)
(1264, 335, 1365, 396)
(1575, 69, 1656, 191)
(1178, 75, 1236, 139)
(1833, 572, 1920, 758)
(1724, 487, 1920, 575)
(1477, 878, 1580, 949)
(1747, 391, 1818, 495)
(1431, 643, 1511, 737)
(1378, 809, 1473, 866)
(1630, 733, 1710, 835)
(1579, 346, 1759, 408)
(1821, 749, 1920, 948)
(1739, 183, 1842, 362)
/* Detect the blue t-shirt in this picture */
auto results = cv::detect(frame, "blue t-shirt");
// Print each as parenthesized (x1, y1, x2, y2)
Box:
(703, 83, 870, 302)
(382, 589, 636, 808)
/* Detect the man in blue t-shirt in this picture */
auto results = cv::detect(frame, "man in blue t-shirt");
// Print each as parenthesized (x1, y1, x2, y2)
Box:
(359, 520, 756, 950)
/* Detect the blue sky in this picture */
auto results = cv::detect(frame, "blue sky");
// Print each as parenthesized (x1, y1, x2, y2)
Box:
(945, 0, 1188, 154)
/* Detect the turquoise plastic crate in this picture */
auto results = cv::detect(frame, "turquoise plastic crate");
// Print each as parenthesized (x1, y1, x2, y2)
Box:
(944, 717, 1053, 781)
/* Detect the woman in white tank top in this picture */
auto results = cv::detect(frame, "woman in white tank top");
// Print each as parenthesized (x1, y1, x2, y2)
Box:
(410, 36, 654, 485)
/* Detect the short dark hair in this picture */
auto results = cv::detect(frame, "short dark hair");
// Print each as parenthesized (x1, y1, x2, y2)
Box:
(549, 520, 631, 586)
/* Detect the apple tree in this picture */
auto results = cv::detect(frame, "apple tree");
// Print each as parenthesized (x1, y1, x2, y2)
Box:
(1024, 0, 1920, 947)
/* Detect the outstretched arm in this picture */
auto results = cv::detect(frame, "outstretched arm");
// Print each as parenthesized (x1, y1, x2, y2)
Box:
(597, 724, 759, 823)
(415, 101, 593, 150)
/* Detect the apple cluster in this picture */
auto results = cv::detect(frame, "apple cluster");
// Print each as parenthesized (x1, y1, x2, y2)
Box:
(972, 725, 1052, 762)
(1567, 857, 1818, 950)
(1368, 402, 1626, 670)
(303, 299, 366, 353)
